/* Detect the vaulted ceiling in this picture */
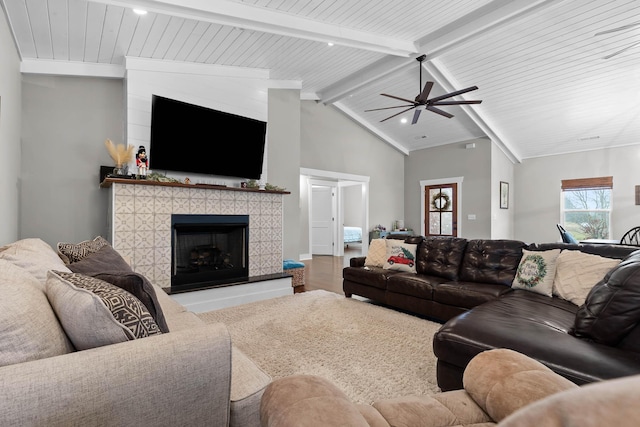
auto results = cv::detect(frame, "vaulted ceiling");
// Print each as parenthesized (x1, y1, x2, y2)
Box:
(3, 0, 640, 161)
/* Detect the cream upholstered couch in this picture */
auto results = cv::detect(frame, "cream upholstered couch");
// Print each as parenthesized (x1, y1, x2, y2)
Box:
(260, 348, 640, 427)
(0, 237, 270, 427)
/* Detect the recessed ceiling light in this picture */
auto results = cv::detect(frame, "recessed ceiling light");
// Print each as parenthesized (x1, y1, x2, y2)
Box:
(133, 9, 148, 15)
(400, 118, 408, 124)
(327, 42, 334, 47)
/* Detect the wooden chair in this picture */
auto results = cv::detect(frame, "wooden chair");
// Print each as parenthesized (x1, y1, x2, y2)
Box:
(620, 227, 640, 246)
(557, 224, 578, 244)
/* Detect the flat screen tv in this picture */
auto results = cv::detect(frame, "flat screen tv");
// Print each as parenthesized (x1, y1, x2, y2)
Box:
(149, 95, 267, 180)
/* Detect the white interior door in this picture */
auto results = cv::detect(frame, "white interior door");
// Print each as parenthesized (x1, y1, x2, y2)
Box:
(311, 186, 335, 255)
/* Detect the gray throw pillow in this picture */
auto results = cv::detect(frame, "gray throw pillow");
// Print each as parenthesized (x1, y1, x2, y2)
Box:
(46, 271, 162, 351)
(66, 245, 170, 333)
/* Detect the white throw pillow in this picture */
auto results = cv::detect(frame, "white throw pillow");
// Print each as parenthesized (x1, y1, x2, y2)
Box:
(512, 249, 561, 296)
(553, 250, 621, 306)
(383, 240, 417, 273)
(364, 239, 388, 267)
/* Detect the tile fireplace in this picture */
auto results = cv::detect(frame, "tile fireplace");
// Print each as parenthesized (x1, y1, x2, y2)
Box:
(104, 179, 287, 290)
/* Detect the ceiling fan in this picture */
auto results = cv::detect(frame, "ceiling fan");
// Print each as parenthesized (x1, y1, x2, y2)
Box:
(365, 54, 482, 125)
(595, 22, 640, 59)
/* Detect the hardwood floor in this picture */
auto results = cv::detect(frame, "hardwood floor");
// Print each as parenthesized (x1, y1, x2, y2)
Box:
(294, 244, 363, 295)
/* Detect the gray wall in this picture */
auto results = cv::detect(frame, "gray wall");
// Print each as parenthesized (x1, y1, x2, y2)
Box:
(404, 138, 492, 238)
(0, 6, 22, 245)
(16, 75, 405, 261)
(268, 88, 301, 260)
(20, 75, 124, 247)
(343, 185, 363, 227)
(300, 100, 405, 242)
(491, 143, 516, 239)
(514, 145, 640, 244)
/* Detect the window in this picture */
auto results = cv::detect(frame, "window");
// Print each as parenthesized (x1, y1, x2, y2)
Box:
(561, 177, 612, 240)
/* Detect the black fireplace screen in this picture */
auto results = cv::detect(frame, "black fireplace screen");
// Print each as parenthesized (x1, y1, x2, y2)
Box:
(171, 214, 249, 289)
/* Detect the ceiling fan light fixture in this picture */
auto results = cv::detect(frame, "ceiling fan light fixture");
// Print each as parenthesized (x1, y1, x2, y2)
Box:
(365, 54, 481, 124)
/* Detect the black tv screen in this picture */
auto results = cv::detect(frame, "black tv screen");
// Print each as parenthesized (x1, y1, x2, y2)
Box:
(149, 95, 267, 180)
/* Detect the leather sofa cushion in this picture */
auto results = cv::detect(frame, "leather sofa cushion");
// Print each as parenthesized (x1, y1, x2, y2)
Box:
(342, 266, 400, 290)
(459, 239, 527, 286)
(386, 273, 445, 299)
(572, 251, 640, 346)
(432, 281, 512, 309)
(433, 290, 640, 385)
(416, 237, 468, 280)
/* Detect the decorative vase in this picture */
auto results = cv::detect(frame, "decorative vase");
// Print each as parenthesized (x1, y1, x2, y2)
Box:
(113, 164, 128, 176)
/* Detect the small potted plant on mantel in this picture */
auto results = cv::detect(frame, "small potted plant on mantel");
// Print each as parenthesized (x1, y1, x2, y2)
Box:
(245, 180, 286, 192)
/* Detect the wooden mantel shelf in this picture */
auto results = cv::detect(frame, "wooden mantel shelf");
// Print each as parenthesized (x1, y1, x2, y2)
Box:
(99, 177, 290, 194)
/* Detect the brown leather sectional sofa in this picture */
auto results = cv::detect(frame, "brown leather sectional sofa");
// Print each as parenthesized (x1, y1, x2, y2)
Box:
(343, 236, 640, 391)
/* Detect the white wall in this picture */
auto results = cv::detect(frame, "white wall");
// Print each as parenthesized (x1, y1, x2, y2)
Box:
(0, 5, 22, 245)
(514, 145, 640, 244)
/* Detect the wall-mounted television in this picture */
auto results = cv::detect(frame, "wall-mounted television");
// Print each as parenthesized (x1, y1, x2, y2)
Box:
(149, 95, 267, 180)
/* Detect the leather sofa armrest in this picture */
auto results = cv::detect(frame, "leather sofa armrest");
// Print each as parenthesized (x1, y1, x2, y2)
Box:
(0, 323, 232, 426)
(350, 257, 366, 267)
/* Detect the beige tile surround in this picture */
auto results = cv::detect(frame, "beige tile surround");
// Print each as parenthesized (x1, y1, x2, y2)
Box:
(108, 182, 284, 288)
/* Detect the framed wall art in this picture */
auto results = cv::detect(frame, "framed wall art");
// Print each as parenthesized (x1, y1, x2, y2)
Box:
(500, 181, 509, 209)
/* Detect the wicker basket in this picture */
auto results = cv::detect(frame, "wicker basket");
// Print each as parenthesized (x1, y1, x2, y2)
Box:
(289, 266, 305, 287)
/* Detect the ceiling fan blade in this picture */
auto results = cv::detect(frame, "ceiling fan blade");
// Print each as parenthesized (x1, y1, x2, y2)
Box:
(381, 93, 418, 104)
(415, 81, 433, 103)
(428, 86, 478, 103)
(603, 41, 640, 59)
(365, 104, 414, 112)
(595, 22, 640, 36)
(380, 106, 417, 122)
(411, 109, 421, 124)
(426, 106, 454, 119)
(432, 100, 483, 105)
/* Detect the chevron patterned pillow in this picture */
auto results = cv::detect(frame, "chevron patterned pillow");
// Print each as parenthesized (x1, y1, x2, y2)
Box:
(45, 271, 161, 350)
(57, 236, 110, 264)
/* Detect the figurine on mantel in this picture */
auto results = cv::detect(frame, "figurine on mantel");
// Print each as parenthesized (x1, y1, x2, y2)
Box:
(136, 145, 148, 178)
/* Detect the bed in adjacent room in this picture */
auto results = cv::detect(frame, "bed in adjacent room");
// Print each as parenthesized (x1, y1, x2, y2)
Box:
(343, 226, 362, 246)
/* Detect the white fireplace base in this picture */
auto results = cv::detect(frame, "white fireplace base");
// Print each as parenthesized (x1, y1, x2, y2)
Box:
(168, 277, 293, 312)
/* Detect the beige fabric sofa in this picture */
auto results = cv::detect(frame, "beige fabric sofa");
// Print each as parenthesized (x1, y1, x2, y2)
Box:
(0, 238, 270, 427)
(260, 348, 640, 427)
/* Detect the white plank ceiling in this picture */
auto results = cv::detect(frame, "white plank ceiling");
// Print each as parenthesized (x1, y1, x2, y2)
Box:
(2, 0, 640, 161)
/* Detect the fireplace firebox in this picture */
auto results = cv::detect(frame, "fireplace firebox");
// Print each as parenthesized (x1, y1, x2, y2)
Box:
(171, 214, 249, 290)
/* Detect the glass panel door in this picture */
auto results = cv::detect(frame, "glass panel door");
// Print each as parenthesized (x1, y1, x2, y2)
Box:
(425, 184, 457, 237)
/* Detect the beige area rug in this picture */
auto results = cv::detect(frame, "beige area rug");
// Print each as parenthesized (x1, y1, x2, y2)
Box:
(197, 290, 442, 404)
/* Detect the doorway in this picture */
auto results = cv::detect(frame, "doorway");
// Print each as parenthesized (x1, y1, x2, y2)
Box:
(420, 176, 464, 237)
(301, 168, 370, 259)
